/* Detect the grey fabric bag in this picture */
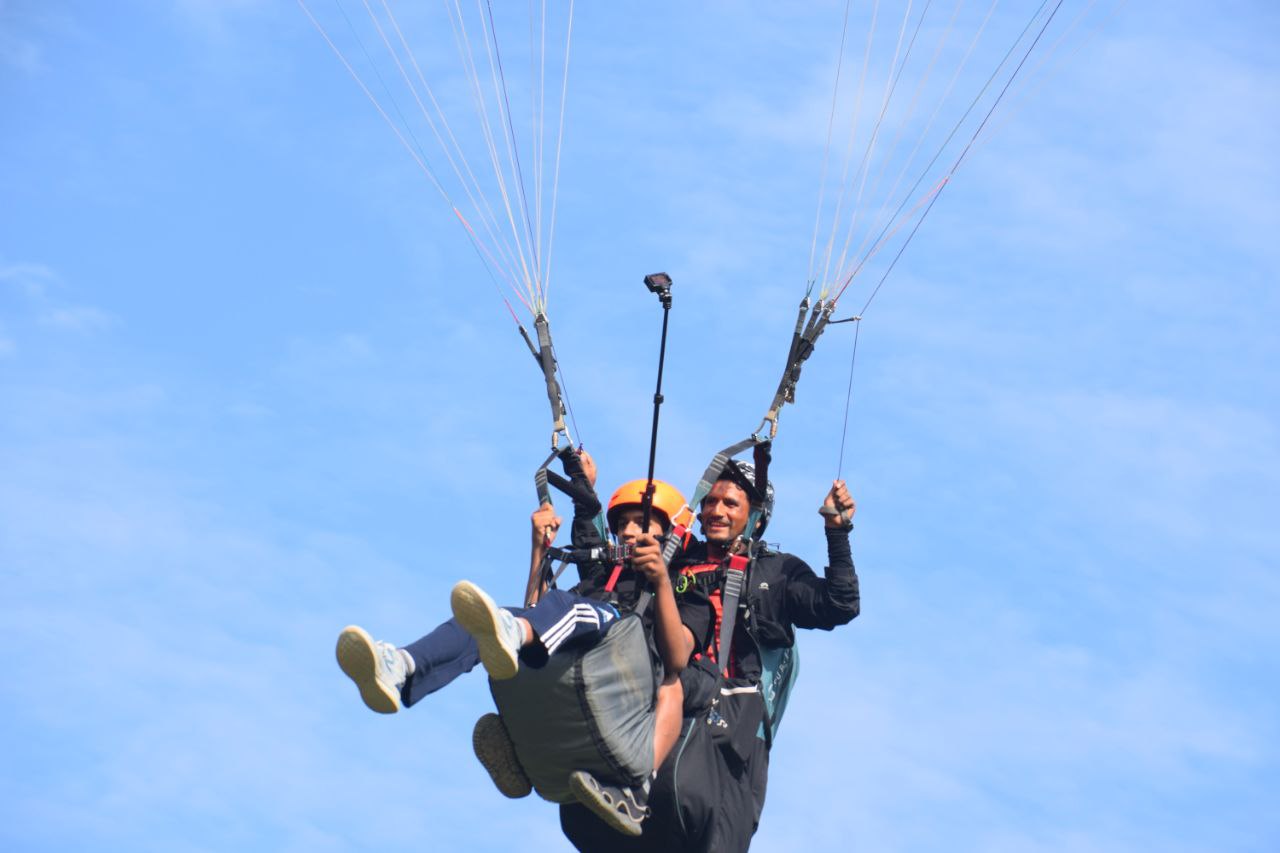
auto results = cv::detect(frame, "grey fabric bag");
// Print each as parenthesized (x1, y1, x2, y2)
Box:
(489, 613, 657, 803)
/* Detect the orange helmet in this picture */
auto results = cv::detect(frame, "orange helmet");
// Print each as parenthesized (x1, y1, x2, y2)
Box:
(607, 479, 690, 533)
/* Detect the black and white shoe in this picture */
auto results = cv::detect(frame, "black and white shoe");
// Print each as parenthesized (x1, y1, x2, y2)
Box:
(568, 770, 648, 837)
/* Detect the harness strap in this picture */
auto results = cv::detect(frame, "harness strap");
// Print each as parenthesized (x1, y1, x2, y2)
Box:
(534, 446, 561, 508)
(715, 554, 750, 676)
(550, 556, 574, 587)
(603, 563, 625, 593)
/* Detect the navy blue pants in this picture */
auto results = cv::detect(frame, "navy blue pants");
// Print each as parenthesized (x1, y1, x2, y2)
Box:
(400, 589, 618, 707)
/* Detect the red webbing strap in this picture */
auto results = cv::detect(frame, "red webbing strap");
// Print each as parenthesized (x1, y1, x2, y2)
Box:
(603, 563, 624, 593)
(669, 522, 690, 552)
(715, 555, 749, 676)
(708, 587, 723, 660)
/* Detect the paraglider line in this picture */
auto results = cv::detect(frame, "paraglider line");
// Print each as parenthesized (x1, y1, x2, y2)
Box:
(853, 0, 1067, 318)
(452, 0, 539, 311)
(841, 0, 1042, 294)
(842, 0, 961, 278)
(456, 208, 534, 315)
(836, 317, 862, 481)
(298, 0, 451, 203)
(835, 0, 933, 289)
(833, 172, 948, 303)
(807, 0, 853, 283)
(541, 0, 575, 306)
(977, 0, 1122, 149)
(485, 0, 543, 301)
(375, 0, 529, 292)
(337, 0, 434, 175)
(553, 345, 584, 448)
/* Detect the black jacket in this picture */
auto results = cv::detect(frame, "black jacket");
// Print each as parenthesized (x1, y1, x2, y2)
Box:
(675, 526, 859, 681)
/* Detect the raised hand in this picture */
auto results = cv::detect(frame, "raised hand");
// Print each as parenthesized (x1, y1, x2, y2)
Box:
(820, 480, 856, 529)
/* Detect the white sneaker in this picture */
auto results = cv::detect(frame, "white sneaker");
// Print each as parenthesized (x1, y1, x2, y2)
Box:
(450, 580, 522, 680)
(335, 625, 407, 714)
(472, 713, 532, 798)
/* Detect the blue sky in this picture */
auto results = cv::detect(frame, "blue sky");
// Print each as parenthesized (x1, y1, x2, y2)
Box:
(2, 2, 1277, 851)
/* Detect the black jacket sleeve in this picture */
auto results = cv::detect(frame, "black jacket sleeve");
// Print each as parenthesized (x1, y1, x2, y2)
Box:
(783, 526, 860, 630)
(560, 451, 606, 552)
(570, 502, 607, 552)
(556, 453, 609, 590)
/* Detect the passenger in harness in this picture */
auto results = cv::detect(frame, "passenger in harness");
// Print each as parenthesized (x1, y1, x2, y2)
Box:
(472, 477, 714, 837)
(560, 463, 859, 852)
(334, 459, 714, 835)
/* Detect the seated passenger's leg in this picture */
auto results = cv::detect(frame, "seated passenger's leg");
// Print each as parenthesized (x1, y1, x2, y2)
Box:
(335, 625, 411, 714)
(399, 617, 482, 707)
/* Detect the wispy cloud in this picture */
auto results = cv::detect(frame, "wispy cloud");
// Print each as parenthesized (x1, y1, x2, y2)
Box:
(0, 261, 115, 340)
(0, 5, 47, 74)
(173, 0, 274, 40)
(0, 262, 55, 297)
(40, 305, 114, 331)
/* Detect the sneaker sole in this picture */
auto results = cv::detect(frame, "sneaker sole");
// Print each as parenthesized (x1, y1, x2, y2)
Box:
(335, 625, 401, 714)
(451, 581, 519, 680)
(472, 713, 532, 799)
(568, 771, 645, 837)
